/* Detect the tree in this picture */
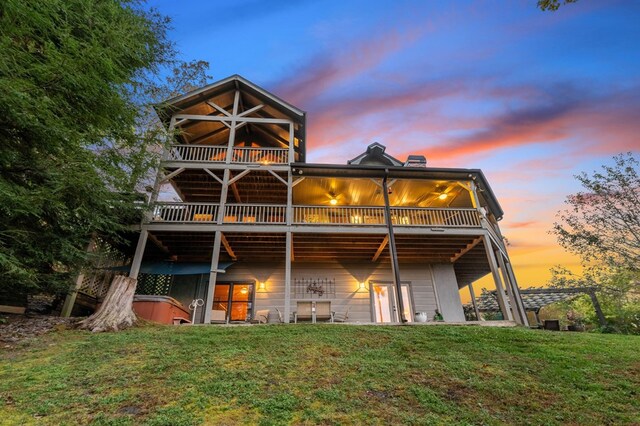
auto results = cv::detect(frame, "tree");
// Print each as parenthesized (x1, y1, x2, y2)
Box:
(0, 0, 209, 322)
(551, 153, 640, 333)
(538, 0, 578, 11)
(547, 266, 639, 334)
(78, 61, 211, 332)
(553, 153, 640, 270)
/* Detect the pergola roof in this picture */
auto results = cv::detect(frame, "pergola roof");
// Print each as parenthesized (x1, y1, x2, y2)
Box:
(475, 288, 594, 311)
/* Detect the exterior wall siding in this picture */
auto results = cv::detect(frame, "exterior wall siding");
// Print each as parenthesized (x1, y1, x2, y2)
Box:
(220, 261, 444, 323)
(431, 264, 466, 322)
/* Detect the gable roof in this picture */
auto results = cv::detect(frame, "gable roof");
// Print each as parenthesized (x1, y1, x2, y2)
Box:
(154, 74, 307, 162)
(155, 74, 306, 124)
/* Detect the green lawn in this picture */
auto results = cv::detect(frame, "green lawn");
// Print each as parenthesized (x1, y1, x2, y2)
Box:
(1, 324, 638, 425)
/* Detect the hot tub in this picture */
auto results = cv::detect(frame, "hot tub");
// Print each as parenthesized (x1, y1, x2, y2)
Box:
(132, 295, 191, 325)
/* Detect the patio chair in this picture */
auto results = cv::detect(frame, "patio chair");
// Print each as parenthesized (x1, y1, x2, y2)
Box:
(294, 301, 313, 323)
(275, 307, 296, 323)
(332, 307, 350, 323)
(251, 309, 270, 324)
(211, 309, 227, 323)
(316, 301, 333, 322)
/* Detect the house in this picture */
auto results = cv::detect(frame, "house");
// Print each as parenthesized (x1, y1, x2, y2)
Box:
(67, 75, 528, 326)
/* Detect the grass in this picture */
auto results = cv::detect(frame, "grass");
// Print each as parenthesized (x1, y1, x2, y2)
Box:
(1, 324, 639, 425)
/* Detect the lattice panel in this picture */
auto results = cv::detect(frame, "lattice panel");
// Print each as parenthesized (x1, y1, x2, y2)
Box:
(294, 278, 335, 299)
(78, 237, 128, 299)
(136, 274, 173, 296)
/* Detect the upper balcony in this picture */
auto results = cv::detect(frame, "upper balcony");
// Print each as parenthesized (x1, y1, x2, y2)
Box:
(165, 145, 290, 165)
(148, 202, 481, 229)
(147, 176, 485, 230)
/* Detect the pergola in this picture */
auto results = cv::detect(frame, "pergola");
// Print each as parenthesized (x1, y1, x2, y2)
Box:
(474, 287, 606, 326)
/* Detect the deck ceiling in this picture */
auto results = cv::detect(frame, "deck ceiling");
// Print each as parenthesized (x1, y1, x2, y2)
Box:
(167, 173, 476, 207)
(145, 231, 218, 263)
(146, 231, 490, 275)
(169, 169, 288, 203)
(292, 233, 483, 262)
(453, 242, 491, 288)
(293, 178, 474, 208)
(170, 84, 303, 158)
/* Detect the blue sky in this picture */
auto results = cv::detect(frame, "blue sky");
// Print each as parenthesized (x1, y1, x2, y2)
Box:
(149, 0, 640, 286)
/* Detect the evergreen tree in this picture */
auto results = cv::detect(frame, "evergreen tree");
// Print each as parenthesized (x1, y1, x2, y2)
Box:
(0, 1, 208, 297)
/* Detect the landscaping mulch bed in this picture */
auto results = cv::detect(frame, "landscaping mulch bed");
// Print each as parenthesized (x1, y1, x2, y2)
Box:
(0, 315, 78, 348)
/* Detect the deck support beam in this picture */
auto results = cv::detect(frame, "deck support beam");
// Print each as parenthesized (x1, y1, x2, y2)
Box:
(482, 235, 513, 321)
(129, 229, 148, 279)
(220, 233, 237, 261)
(496, 251, 525, 325)
(284, 231, 292, 323)
(372, 235, 389, 262)
(468, 283, 481, 321)
(203, 231, 223, 324)
(61, 239, 96, 317)
(382, 175, 406, 323)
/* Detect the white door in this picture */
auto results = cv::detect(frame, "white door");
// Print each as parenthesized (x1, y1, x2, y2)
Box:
(372, 283, 413, 323)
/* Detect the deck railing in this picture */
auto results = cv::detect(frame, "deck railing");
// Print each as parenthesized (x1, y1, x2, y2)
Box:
(390, 207, 481, 227)
(163, 145, 289, 164)
(293, 206, 386, 225)
(148, 203, 481, 228)
(232, 147, 289, 164)
(151, 202, 217, 222)
(166, 145, 227, 163)
(223, 204, 287, 224)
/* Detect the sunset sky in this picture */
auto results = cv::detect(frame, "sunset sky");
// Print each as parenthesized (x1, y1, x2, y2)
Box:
(150, 0, 640, 291)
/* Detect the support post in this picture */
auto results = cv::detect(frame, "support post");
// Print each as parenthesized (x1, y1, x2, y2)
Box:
(382, 174, 406, 323)
(502, 258, 529, 326)
(496, 252, 525, 325)
(588, 290, 607, 327)
(61, 273, 86, 317)
(288, 122, 295, 163)
(61, 239, 95, 317)
(468, 179, 481, 209)
(482, 235, 513, 321)
(468, 283, 481, 321)
(284, 231, 292, 323)
(224, 90, 240, 164)
(534, 309, 541, 326)
(286, 169, 293, 226)
(203, 231, 223, 324)
(129, 229, 148, 280)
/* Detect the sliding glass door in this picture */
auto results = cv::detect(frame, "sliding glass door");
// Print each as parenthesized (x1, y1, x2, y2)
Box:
(371, 283, 413, 323)
(212, 283, 254, 322)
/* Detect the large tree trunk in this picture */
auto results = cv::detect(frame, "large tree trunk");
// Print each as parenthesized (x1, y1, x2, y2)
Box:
(79, 275, 138, 332)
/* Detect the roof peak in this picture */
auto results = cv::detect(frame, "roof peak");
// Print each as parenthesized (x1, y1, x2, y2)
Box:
(347, 142, 405, 167)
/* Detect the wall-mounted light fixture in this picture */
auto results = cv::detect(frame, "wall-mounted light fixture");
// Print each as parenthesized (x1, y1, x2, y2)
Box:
(258, 281, 266, 291)
(358, 281, 368, 292)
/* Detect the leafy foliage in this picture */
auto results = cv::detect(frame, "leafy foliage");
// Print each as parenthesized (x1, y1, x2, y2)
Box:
(547, 266, 640, 334)
(538, 0, 579, 11)
(551, 155, 640, 333)
(0, 1, 209, 294)
(553, 153, 640, 270)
